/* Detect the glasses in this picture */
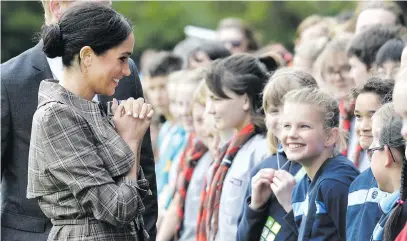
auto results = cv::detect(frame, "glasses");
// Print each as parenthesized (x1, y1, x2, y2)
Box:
(367, 145, 397, 162)
(326, 65, 351, 78)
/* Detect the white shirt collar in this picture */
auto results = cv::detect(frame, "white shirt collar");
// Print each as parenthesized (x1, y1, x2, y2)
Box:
(46, 56, 64, 81)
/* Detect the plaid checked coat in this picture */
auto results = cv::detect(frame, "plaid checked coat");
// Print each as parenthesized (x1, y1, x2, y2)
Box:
(27, 80, 151, 241)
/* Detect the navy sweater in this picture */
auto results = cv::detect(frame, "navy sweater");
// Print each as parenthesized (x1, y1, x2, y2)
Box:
(284, 155, 360, 241)
(346, 168, 388, 241)
(237, 151, 303, 241)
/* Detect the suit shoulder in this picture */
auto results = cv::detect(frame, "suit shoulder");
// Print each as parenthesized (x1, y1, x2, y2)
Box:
(1, 46, 37, 83)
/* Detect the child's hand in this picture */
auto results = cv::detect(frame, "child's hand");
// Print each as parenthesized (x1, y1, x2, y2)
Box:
(249, 168, 276, 210)
(271, 170, 296, 213)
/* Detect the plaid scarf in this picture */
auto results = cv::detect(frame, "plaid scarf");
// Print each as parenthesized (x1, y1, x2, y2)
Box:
(174, 133, 208, 240)
(196, 123, 257, 241)
(339, 100, 362, 167)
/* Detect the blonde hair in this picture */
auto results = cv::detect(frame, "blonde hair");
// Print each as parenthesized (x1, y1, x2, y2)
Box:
(296, 15, 324, 40)
(263, 68, 318, 154)
(192, 80, 208, 107)
(41, 0, 71, 25)
(283, 88, 339, 130)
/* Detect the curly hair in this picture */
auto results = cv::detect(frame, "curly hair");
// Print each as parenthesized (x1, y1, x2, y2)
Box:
(349, 76, 395, 104)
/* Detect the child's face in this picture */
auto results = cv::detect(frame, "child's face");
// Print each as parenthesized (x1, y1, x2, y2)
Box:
(178, 84, 196, 132)
(144, 75, 169, 116)
(168, 82, 179, 120)
(265, 104, 283, 140)
(349, 56, 369, 87)
(354, 92, 382, 149)
(206, 87, 249, 131)
(376, 61, 400, 80)
(323, 52, 355, 100)
(281, 102, 328, 164)
(192, 103, 207, 144)
(394, 80, 407, 141)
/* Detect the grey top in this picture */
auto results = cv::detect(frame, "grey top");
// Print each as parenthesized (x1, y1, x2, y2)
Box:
(215, 134, 269, 241)
(179, 152, 213, 241)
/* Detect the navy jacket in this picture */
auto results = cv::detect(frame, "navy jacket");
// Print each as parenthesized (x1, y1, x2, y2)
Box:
(237, 150, 303, 241)
(346, 168, 388, 241)
(284, 155, 359, 241)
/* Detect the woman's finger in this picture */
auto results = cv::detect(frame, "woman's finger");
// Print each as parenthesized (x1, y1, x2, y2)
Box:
(139, 103, 148, 119)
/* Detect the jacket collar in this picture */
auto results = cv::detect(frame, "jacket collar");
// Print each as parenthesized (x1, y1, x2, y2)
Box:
(38, 79, 102, 119)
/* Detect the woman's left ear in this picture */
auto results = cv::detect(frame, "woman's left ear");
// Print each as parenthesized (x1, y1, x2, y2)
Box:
(325, 127, 339, 147)
(79, 46, 94, 67)
(242, 94, 250, 111)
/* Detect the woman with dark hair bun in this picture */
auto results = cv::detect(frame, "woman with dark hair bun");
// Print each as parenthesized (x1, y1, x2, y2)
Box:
(27, 2, 154, 240)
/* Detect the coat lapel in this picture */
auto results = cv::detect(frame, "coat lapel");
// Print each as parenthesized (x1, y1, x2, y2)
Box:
(31, 42, 53, 84)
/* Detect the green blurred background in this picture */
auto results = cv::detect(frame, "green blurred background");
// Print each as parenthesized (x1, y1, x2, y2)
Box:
(1, 1, 357, 65)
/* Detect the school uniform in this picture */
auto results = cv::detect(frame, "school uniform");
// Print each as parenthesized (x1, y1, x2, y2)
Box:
(178, 152, 213, 241)
(371, 191, 400, 241)
(237, 148, 304, 241)
(346, 168, 389, 241)
(284, 155, 359, 241)
(215, 135, 269, 241)
(156, 124, 187, 197)
(159, 132, 191, 211)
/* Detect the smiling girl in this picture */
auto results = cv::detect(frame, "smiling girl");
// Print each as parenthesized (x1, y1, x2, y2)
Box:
(279, 88, 359, 241)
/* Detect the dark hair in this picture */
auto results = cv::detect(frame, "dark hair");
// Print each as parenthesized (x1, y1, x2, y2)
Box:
(146, 52, 183, 77)
(217, 18, 259, 51)
(375, 38, 405, 66)
(205, 54, 269, 133)
(189, 41, 231, 64)
(350, 76, 395, 103)
(42, 2, 132, 67)
(382, 117, 407, 241)
(347, 24, 401, 68)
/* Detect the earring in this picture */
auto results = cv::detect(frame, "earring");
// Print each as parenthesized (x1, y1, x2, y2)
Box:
(84, 64, 90, 75)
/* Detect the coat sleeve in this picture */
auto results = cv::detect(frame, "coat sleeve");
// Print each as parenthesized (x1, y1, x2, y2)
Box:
(40, 103, 148, 227)
(128, 59, 158, 240)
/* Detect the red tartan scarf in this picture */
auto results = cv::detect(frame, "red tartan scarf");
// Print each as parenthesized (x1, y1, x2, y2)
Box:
(196, 123, 257, 241)
(174, 133, 208, 240)
(339, 100, 362, 168)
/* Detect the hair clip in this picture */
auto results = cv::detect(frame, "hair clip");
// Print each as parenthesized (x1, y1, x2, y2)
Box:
(397, 199, 405, 205)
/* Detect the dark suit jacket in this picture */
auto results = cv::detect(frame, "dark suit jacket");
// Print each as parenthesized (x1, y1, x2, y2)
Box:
(1, 42, 157, 240)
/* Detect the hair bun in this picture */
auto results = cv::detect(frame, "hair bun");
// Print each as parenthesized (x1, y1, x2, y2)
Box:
(42, 24, 64, 58)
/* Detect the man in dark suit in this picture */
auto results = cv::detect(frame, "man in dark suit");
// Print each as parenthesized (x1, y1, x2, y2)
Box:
(1, 1, 157, 240)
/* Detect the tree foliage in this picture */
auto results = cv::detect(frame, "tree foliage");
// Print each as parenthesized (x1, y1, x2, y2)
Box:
(1, 1, 356, 64)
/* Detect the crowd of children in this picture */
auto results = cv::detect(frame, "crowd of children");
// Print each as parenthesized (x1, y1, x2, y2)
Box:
(140, 1, 407, 241)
